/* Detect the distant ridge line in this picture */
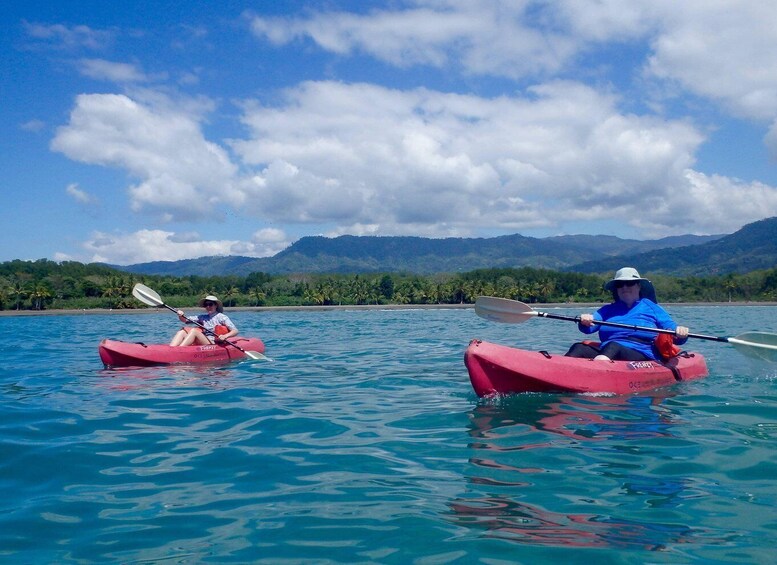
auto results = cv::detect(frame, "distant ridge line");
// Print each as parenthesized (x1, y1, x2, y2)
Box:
(115, 219, 777, 277)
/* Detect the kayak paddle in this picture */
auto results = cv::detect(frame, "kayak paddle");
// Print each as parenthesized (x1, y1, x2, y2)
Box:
(132, 283, 270, 361)
(474, 296, 777, 362)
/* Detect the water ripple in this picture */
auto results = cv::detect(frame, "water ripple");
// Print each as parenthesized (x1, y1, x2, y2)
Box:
(1, 307, 775, 563)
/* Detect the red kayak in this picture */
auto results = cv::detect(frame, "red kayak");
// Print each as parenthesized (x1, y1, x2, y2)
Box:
(99, 337, 266, 368)
(464, 339, 708, 396)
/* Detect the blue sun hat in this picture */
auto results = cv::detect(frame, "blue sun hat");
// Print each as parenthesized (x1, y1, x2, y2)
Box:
(604, 267, 656, 302)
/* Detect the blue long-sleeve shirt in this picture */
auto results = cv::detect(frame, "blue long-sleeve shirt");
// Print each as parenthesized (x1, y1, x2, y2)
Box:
(578, 299, 687, 360)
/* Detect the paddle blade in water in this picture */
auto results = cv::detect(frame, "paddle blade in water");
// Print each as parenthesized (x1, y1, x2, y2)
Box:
(245, 350, 272, 362)
(729, 332, 777, 362)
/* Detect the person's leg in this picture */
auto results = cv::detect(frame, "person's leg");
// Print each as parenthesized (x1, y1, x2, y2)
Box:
(191, 330, 212, 345)
(180, 328, 212, 346)
(564, 343, 599, 358)
(598, 342, 651, 361)
(180, 329, 198, 346)
(169, 328, 187, 346)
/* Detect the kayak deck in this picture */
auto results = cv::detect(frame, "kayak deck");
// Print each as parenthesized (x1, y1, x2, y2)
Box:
(99, 337, 266, 368)
(464, 339, 708, 396)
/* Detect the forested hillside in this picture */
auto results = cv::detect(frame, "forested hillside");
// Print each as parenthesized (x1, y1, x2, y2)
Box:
(1, 260, 776, 312)
(572, 217, 777, 275)
(3, 218, 776, 311)
(115, 231, 724, 277)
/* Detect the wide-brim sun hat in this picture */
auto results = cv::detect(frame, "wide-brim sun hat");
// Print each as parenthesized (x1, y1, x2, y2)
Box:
(198, 295, 223, 312)
(604, 267, 646, 291)
(604, 267, 656, 301)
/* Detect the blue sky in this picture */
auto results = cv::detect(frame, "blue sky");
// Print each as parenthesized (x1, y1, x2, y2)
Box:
(4, 0, 777, 265)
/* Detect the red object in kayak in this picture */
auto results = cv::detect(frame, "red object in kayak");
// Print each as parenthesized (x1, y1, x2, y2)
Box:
(464, 339, 708, 396)
(99, 337, 266, 368)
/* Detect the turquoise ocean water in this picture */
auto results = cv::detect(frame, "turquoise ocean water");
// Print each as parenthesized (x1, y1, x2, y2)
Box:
(1, 305, 776, 564)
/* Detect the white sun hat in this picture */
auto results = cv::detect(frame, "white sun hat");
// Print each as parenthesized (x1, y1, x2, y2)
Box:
(604, 267, 656, 301)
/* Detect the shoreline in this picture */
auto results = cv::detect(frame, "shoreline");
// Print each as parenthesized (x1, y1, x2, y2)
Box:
(2, 301, 776, 317)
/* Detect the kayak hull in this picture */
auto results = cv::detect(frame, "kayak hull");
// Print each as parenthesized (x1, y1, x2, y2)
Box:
(464, 339, 708, 396)
(99, 337, 266, 368)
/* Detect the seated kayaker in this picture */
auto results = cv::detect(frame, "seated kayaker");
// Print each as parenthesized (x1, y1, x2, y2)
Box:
(169, 294, 239, 346)
(564, 267, 689, 361)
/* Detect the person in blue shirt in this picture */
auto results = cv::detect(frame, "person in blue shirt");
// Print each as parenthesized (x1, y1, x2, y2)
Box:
(565, 267, 689, 361)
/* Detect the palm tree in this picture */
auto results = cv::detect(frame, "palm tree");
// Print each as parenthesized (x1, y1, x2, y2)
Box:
(392, 289, 411, 304)
(8, 278, 29, 310)
(318, 279, 337, 305)
(30, 283, 52, 310)
(303, 285, 327, 306)
(250, 287, 267, 306)
(101, 276, 128, 308)
(349, 275, 370, 305)
(426, 284, 442, 305)
(451, 279, 467, 304)
(222, 286, 240, 307)
(574, 287, 590, 302)
(722, 277, 737, 302)
(330, 281, 343, 306)
(538, 279, 555, 303)
(460, 280, 481, 304)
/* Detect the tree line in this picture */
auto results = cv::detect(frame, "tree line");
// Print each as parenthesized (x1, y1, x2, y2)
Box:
(1, 259, 776, 311)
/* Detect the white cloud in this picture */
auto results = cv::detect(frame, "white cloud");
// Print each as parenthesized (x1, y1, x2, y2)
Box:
(43, 1, 777, 265)
(248, 1, 777, 124)
(248, 1, 577, 79)
(21, 119, 46, 132)
(168, 231, 202, 243)
(53, 252, 75, 262)
(252, 227, 287, 243)
(77, 58, 150, 83)
(51, 92, 241, 220)
(233, 79, 770, 237)
(23, 21, 113, 50)
(643, 2, 777, 120)
(65, 182, 94, 204)
(51, 77, 777, 248)
(81, 228, 291, 265)
(628, 169, 777, 238)
(765, 120, 777, 156)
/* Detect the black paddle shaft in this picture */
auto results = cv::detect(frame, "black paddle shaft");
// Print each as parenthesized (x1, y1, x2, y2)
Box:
(536, 311, 730, 343)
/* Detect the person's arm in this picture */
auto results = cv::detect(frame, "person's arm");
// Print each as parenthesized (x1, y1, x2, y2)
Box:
(578, 313, 600, 334)
(214, 314, 239, 341)
(652, 303, 689, 345)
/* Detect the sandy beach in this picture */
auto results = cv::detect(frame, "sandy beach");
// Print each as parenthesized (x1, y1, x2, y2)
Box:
(0, 303, 475, 317)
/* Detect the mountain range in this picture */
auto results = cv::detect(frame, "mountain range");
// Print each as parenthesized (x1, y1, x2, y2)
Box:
(114, 217, 777, 277)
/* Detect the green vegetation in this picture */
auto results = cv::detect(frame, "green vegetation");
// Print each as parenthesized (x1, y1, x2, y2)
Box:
(1, 259, 777, 312)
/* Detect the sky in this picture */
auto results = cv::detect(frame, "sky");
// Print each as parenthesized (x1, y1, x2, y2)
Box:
(4, 0, 777, 266)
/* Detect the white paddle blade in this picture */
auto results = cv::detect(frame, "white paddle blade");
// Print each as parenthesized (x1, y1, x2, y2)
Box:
(474, 296, 538, 324)
(132, 283, 164, 307)
(245, 350, 272, 362)
(729, 332, 777, 362)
